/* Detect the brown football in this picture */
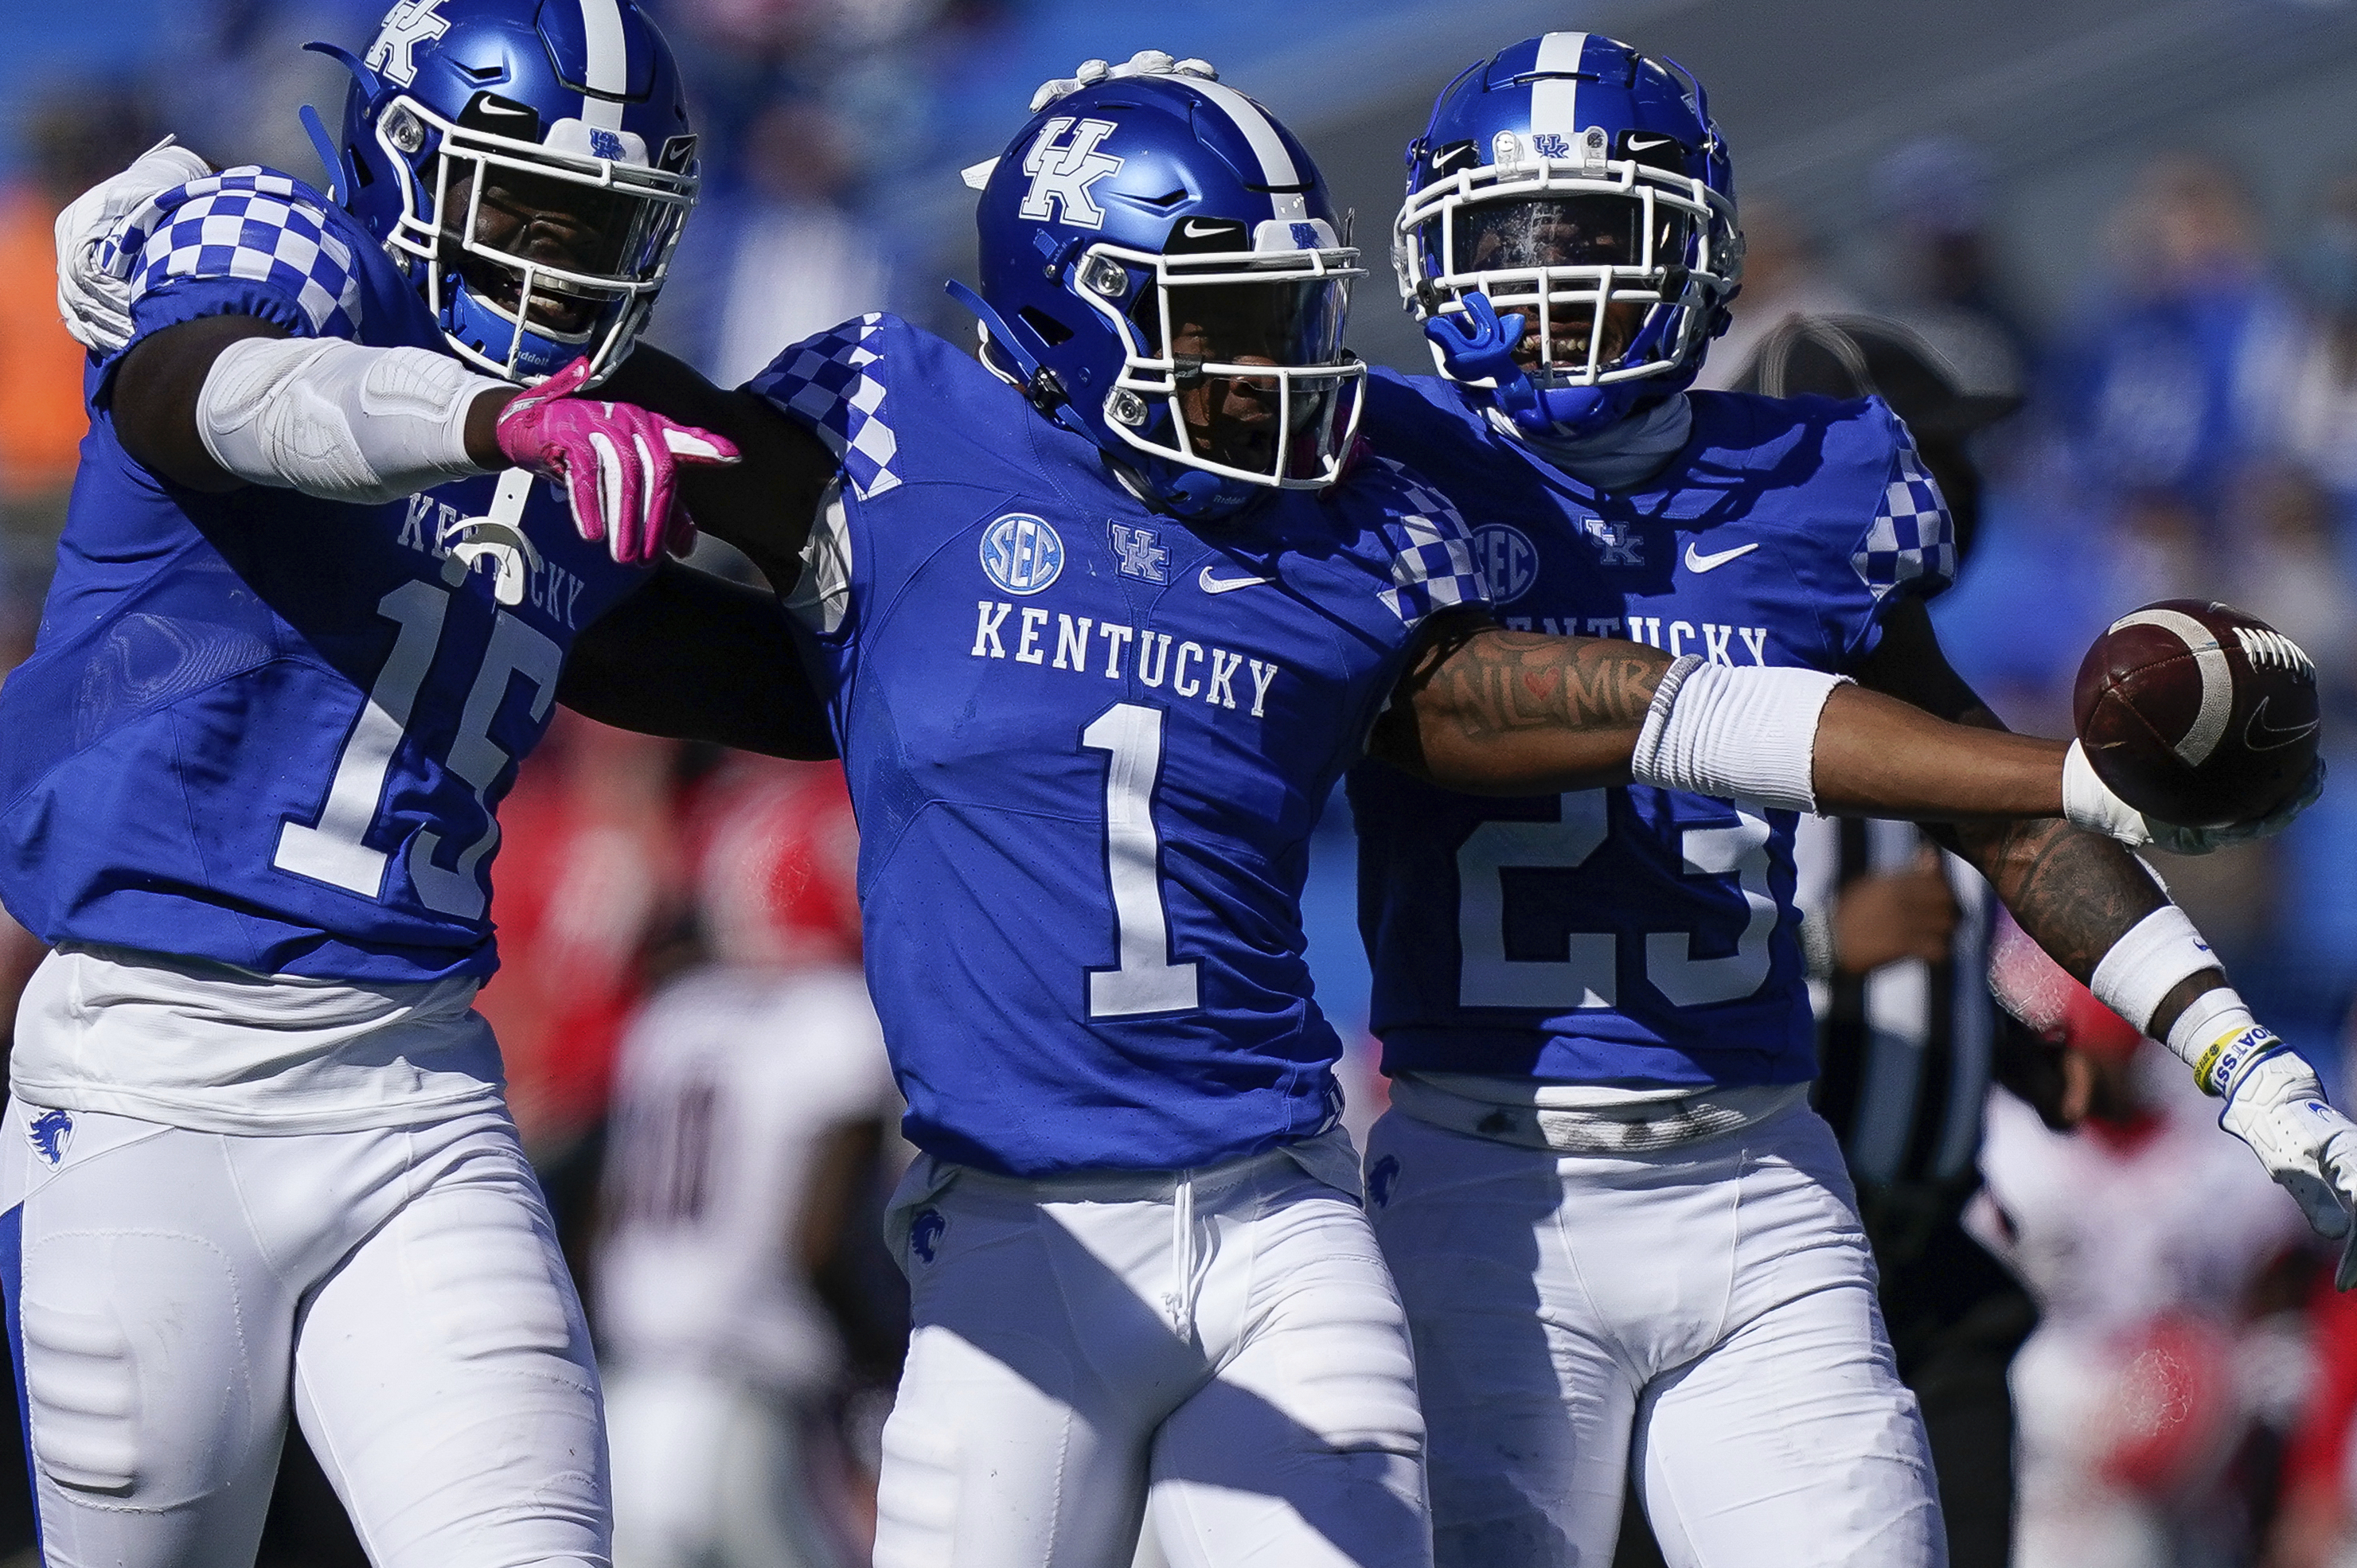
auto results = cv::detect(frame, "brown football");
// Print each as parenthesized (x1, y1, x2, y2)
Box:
(2072, 599, 2320, 830)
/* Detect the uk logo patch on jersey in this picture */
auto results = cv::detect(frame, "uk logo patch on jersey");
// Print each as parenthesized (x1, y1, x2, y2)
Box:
(981, 513, 1064, 595)
(27, 1109, 72, 1167)
(1110, 523, 1169, 583)
(1471, 522, 1539, 604)
(1582, 517, 1645, 568)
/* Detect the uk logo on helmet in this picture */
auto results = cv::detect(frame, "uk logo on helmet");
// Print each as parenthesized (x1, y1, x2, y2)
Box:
(981, 513, 1065, 595)
(1472, 523, 1539, 604)
(588, 128, 626, 162)
(365, 0, 451, 88)
(1019, 117, 1124, 229)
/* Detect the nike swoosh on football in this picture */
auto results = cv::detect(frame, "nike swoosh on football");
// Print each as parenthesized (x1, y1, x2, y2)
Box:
(1200, 564, 1278, 594)
(2245, 696, 2320, 751)
(1684, 541, 1759, 573)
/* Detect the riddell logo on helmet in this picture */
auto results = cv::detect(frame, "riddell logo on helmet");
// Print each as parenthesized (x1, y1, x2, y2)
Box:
(1020, 117, 1125, 230)
(366, 0, 451, 87)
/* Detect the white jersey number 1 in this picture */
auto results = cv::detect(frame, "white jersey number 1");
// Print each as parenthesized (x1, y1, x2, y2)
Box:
(1083, 702, 1200, 1017)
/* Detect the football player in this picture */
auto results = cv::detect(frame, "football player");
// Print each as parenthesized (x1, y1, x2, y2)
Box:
(597, 763, 894, 1568)
(50, 49, 2312, 1568)
(1344, 31, 2347, 1567)
(536, 57, 2319, 1568)
(0, 2, 828, 1565)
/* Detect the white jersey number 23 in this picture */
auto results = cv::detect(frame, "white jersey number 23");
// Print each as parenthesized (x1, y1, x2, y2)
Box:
(1458, 790, 1776, 1010)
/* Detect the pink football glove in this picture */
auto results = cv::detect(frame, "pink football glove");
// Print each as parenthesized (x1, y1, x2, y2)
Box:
(494, 357, 739, 566)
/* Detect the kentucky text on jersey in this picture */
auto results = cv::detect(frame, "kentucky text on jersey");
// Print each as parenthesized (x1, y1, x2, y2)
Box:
(0, 169, 650, 985)
(1350, 369, 1957, 1090)
(751, 314, 1488, 1177)
(970, 601, 1283, 717)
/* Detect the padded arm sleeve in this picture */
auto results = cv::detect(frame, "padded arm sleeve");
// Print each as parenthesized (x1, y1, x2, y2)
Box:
(196, 335, 505, 505)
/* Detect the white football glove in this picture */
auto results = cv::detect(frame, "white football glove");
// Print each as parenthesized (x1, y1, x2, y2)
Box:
(1031, 49, 1219, 112)
(2215, 1042, 2357, 1289)
(54, 135, 209, 359)
(2062, 739, 2324, 856)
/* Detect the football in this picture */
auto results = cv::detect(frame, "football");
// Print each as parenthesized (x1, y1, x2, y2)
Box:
(2072, 599, 2320, 829)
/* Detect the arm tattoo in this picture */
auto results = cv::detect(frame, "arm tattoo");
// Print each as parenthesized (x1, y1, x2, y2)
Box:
(1947, 815, 2167, 979)
(1404, 622, 1668, 741)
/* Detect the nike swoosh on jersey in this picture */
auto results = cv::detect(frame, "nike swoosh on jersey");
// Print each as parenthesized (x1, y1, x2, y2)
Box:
(1684, 541, 1759, 573)
(2245, 696, 2321, 751)
(1200, 564, 1278, 594)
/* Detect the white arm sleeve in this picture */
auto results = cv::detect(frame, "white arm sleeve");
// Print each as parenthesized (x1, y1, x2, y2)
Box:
(1629, 655, 1850, 812)
(195, 335, 506, 505)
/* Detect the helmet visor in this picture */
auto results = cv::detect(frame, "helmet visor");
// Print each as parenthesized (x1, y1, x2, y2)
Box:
(1450, 194, 1691, 275)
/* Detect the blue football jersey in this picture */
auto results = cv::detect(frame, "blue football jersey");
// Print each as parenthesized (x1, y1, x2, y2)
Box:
(749, 315, 1489, 1177)
(0, 169, 650, 985)
(1348, 369, 1957, 1089)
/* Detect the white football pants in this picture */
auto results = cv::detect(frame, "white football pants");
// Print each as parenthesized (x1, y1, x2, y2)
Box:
(1364, 1098, 1944, 1568)
(0, 1098, 608, 1568)
(605, 1367, 846, 1568)
(871, 1141, 1430, 1568)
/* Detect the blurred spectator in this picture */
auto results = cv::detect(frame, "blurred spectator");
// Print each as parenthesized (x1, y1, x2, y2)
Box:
(1971, 929, 2311, 1568)
(0, 82, 157, 623)
(2269, 168, 2357, 517)
(474, 712, 690, 1169)
(2046, 153, 2297, 522)
(596, 760, 903, 1568)
(648, 96, 896, 387)
(1690, 200, 1859, 392)
(1868, 135, 2038, 380)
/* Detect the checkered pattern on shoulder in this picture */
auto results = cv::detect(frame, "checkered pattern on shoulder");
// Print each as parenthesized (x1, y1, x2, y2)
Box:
(105, 168, 364, 341)
(1852, 433, 1957, 600)
(747, 314, 901, 500)
(1368, 458, 1490, 626)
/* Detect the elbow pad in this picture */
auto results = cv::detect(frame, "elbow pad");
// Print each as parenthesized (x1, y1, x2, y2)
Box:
(1630, 656, 1849, 812)
(196, 335, 505, 505)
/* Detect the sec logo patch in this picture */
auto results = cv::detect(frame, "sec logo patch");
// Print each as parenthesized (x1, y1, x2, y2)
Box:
(1471, 522, 1538, 604)
(981, 513, 1064, 595)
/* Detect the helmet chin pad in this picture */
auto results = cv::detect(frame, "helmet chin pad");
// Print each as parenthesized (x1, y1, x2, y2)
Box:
(441, 275, 592, 384)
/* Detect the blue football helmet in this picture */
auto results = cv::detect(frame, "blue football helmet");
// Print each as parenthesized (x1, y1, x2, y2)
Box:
(953, 71, 1365, 520)
(310, 0, 699, 383)
(1395, 32, 1742, 438)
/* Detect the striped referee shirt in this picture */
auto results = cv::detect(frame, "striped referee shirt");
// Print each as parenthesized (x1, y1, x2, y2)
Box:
(1796, 815, 1998, 1192)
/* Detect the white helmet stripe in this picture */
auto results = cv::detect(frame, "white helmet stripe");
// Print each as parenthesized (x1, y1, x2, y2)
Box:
(577, 0, 629, 131)
(1530, 31, 1588, 140)
(1186, 77, 1301, 188)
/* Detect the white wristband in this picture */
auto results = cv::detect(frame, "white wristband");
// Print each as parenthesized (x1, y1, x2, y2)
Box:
(2164, 987, 2276, 1096)
(2088, 903, 2220, 1038)
(197, 335, 502, 505)
(1630, 656, 1848, 812)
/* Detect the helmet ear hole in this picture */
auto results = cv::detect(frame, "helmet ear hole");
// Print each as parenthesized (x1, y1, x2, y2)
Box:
(1019, 306, 1075, 347)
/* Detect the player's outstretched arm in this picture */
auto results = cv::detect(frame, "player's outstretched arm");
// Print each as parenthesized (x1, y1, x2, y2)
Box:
(1370, 617, 2066, 819)
(560, 560, 837, 760)
(1856, 597, 2357, 1287)
(594, 346, 841, 592)
(109, 317, 736, 565)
